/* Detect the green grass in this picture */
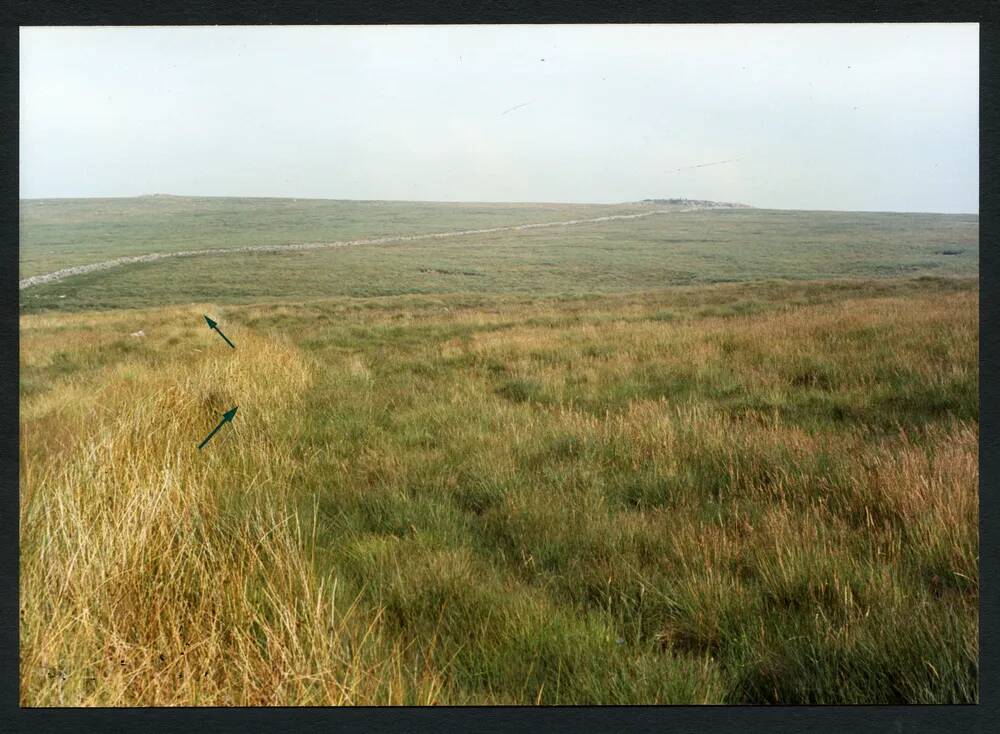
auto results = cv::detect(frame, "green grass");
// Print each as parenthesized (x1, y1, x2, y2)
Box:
(20, 277, 978, 704)
(263, 280, 980, 704)
(19, 196, 654, 278)
(18, 197, 979, 704)
(21, 203, 978, 313)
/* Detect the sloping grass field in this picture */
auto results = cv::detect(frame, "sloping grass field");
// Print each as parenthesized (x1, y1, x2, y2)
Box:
(21, 201, 978, 312)
(19, 199, 979, 704)
(19, 196, 657, 278)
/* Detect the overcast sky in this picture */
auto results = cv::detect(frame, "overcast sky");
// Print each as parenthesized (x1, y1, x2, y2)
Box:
(20, 24, 978, 212)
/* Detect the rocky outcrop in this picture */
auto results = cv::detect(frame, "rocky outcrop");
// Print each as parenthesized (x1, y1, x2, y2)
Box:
(640, 198, 752, 208)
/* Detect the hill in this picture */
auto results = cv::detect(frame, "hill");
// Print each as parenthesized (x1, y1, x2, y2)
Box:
(19, 198, 978, 313)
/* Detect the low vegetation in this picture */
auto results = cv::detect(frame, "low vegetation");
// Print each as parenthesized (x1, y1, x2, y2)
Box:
(21, 202, 978, 313)
(19, 196, 654, 278)
(20, 277, 978, 704)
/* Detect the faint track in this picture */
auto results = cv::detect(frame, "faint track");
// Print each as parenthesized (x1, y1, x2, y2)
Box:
(19, 206, 716, 290)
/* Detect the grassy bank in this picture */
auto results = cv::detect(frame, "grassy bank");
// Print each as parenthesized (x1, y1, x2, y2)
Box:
(20, 277, 978, 704)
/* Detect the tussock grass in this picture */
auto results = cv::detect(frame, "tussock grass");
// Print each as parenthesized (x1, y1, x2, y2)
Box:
(20, 307, 446, 705)
(20, 278, 978, 704)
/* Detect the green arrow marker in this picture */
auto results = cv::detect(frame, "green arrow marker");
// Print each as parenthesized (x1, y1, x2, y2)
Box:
(204, 315, 236, 349)
(197, 406, 238, 449)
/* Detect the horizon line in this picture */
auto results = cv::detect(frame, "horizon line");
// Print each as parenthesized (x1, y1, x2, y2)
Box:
(17, 193, 979, 217)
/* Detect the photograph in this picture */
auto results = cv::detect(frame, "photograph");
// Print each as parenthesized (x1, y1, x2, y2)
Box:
(17, 23, 979, 706)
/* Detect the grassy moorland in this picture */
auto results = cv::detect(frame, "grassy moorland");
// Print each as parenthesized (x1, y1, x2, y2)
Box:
(19, 198, 979, 704)
(21, 202, 978, 313)
(20, 268, 978, 703)
(19, 196, 657, 279)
